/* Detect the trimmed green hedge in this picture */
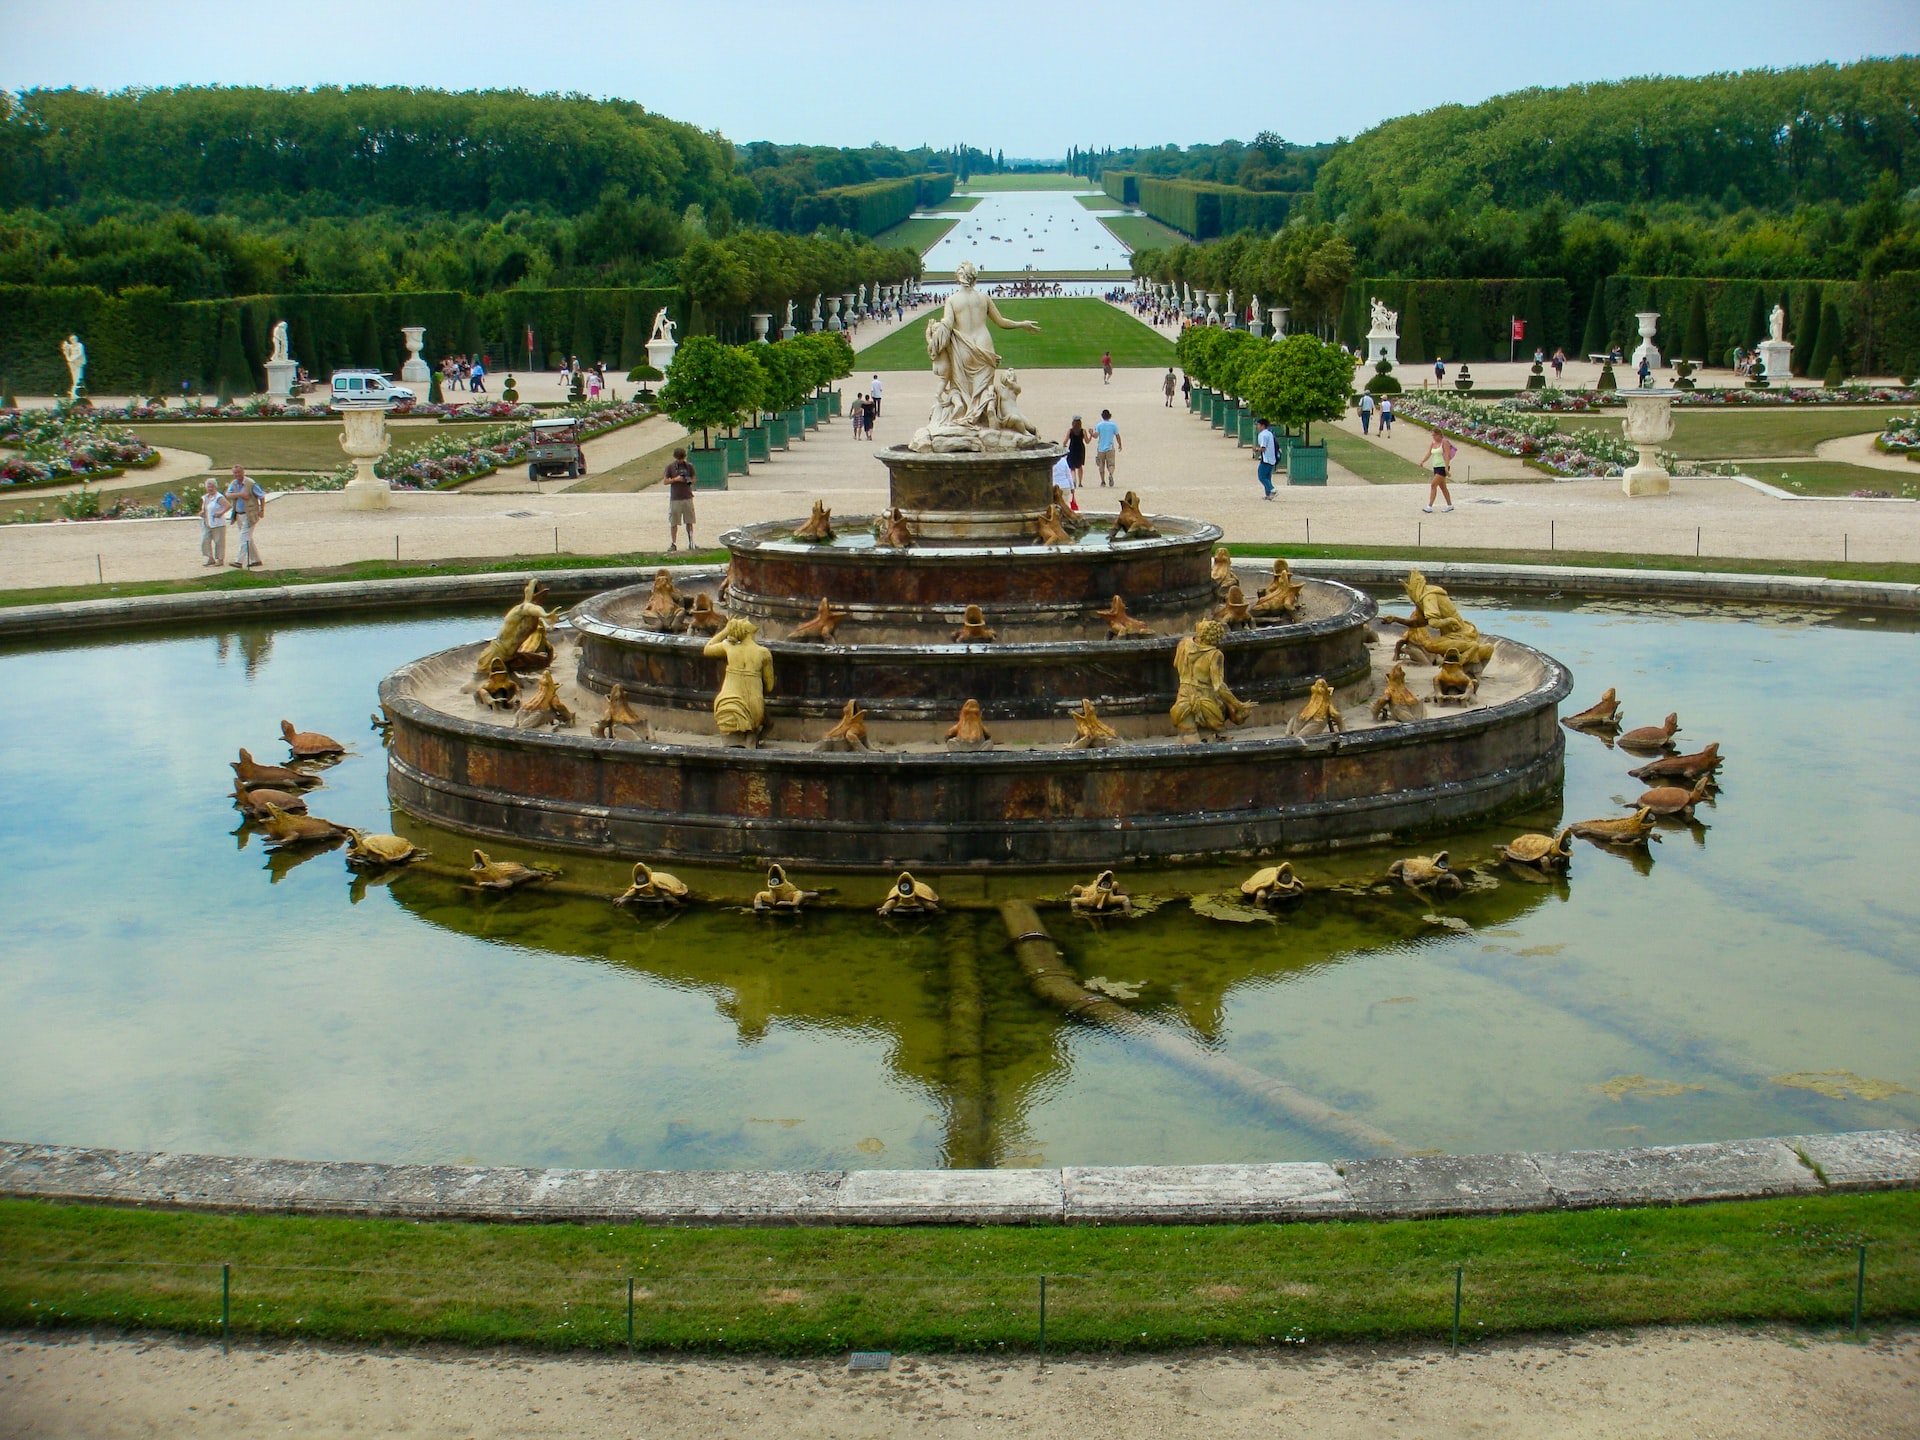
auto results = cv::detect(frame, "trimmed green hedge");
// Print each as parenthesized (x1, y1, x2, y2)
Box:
(1337, 279, 1575, 364)
(0, 286, 678, 395)
(792, 174, 954, 236)
(1103, 171, 1139, 205)
(1132, 177, 1295, 239)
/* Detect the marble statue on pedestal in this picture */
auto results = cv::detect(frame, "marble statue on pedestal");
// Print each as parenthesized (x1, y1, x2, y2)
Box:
(910, 261, 1048, 454)
(1758, 303, 1794, 382)
(264, 320, 299, 399)
(1366, 297, 1400, 368)
(270, 322, 290, 364)
(60, 334, 86, 399)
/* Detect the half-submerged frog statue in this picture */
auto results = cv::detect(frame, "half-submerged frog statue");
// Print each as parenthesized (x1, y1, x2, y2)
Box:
(702, 618, 774, 746)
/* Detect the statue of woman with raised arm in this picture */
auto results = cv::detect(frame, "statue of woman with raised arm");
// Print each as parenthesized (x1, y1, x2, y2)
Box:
(912, 262, 1046, 452)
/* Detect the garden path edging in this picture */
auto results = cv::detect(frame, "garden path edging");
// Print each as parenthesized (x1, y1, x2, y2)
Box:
(1, 1131, 1914, 1227)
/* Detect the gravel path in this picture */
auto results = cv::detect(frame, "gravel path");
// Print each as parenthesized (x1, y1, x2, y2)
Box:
(3, 1327, 1914, 1438)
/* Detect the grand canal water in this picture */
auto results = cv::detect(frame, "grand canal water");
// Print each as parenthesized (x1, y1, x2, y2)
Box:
(1, 594, 1915, 1171)
(922, 189, 1129, 274)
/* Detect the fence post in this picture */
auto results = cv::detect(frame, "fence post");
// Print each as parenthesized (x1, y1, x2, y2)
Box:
(1039, 1274, 1048, 1359)
(1854, 1244, 1866, 1336)
(1550, 519, 1555, 552)
(221, 1263, 231, 1355)
(628, 1277, 635, 1347)
(1451, 1266, 1461, 1351)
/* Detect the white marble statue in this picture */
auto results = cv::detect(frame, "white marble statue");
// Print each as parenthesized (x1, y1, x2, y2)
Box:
(811, 294, 823, 328)
(649, 308, 677, 345)
(269, 321, 290, 364)
(1369, 297, 1399, 336)
(910, 261, 1046, 453)
(784, 299, 796, 329)
(60, 334, 86, 398)
(1769, 304, 1787, 343)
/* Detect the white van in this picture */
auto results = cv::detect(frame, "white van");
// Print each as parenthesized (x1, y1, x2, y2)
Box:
(330, 369, 416, 408)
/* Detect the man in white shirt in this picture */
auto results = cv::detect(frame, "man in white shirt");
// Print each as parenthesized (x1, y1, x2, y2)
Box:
(868, 375, 883, 418)
(1255, 419, 1278, 499)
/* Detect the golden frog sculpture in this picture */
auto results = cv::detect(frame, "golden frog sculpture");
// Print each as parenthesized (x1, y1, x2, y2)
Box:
(1370, 663, 1425, 722)
(792, 499, 835, 543)
(590, 684, 643, 739)
(1068, 698, 1120, 748)
(702, 619, 774, 745)
(474, 657, 519, 710)
(686, 592, 727, 635)
(1250, 559, 1303, 617)
(1034, 504, 1072, 546)
(1216, 585, 1255, 630)
(1109, 490, 1159, 540)
(476, 578, 557, 673)
(639, 569, 689, 632)
(876, 507, 914, 548)
(1095, 594, 1153, 639)
(816, 699, 871, 752)
(1628, 742, 1722, 783)
(1286, 676, 1345, 737)
(952, 605, 996, 643)
(878, 871, 940, 915)
(1570, 808, 1660, 848)
(1562, 688, 1621, 733)
(1069, 870, 1132, 915)
(469, 849, 555, 889)
(1429, 649, 1479, 704)
(1170, 619, 1249, 739)
(232, 748, 318, 792)
(1210, 546, 1240, 599)
(516, 671, 574, 730)
(256, 801, 350, 849)
(945, 698, 991, 750)
(789, 598, 847, 643)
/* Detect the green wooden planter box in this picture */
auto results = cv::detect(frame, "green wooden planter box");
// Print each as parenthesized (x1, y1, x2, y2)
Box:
(1197, 390, 1213, 420)
(1188, 388, 1202, 413)
(802, 400, 819, 430)
(826, 389, 842, 417)
(1286, 440, 1328, 485)
(1236, 412, 1257, 446)
(783, 407, 807, 438)
(690, 448, 728, 489)
(767, 416, 790, 450)
(1214, 400, 1234, 431)
(719, 435, 749, 476)
(744, 425, 771, 463)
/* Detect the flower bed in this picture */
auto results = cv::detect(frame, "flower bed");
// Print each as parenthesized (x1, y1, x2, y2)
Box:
(1519, 385, 1918, 411)
(0, 409, 161, 487)
(10, 398, 547, 424)
(1877, 413, 1920, 458)
(379, 399, 653, 490)
(1394, 393, 1641, 477)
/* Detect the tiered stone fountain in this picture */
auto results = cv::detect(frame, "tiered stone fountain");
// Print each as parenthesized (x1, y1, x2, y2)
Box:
(379, 275, 1570, 868)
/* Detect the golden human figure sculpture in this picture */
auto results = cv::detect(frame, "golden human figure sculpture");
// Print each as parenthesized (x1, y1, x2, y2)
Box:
(1170, 619, 1249, 737)
(702, 618, 774, 743)
(1385, 569, 1492, 666)
(476, 578, 555, 673)
(911, 261, 1045, 452)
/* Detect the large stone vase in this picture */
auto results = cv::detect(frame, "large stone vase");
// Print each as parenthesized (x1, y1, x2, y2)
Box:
(1620, 392, 1674, 497)
(339, 406, 393, 511)
(399, 326, 431, 383)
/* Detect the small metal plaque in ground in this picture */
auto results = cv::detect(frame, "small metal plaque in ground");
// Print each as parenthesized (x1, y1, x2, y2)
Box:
(847, 1352, 892, 1371)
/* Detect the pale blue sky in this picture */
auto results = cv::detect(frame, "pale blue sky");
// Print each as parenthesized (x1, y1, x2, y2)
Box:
(3, 0, 1916, 155)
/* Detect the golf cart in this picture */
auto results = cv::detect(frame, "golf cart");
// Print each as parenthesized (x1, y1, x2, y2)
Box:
(527, 417, 587, 480)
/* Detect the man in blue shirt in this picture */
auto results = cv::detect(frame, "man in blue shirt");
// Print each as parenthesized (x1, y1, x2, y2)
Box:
(1255, 419, 1278, 499)
(1092, 409, 1122, 488)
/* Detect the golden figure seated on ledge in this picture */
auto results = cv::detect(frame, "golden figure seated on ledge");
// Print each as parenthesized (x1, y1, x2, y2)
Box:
(1170, 620, 1249, 738)
(703, 619, 774, 744)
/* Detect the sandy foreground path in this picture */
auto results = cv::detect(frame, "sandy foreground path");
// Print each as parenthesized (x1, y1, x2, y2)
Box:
(3, 1327, 1915, 1439)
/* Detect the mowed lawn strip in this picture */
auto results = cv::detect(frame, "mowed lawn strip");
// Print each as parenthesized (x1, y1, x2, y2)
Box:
(2, 1193, 1914, 1353)
(1098, 214, 1189, 252)
(925, 196, 983, 212)
(1548, 407, 1909, 460)
(956, 174, 1093, 192)
(872, 216, 958, 251)
(127, 421, 501, 472)
(1323, 429, 1434, 484)
(0, 473, 318, 524)
(1736, 460, 1917, 497)
(858, 297, 1174, 370)
(1075, 194, 1126, 211)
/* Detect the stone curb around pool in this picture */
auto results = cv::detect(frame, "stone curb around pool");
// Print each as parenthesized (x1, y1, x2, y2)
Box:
(1, 558, 1916, 643)
(2, 1131, 1914, 1227)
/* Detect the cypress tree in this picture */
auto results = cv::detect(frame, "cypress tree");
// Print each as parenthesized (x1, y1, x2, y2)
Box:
(620, 294, 647, 368)
(1579, 280, 1608, 358)
(1793, 284, 1822, 375)
(214, 309, 251, 399)
(1400, 289, 1426, 364)
(1809, 298, 1844, 380)
(1682, 288, 1708, 362)
(1742, 288, 1767, 351)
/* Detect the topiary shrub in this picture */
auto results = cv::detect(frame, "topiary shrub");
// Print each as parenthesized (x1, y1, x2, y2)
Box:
(628, 363, 663, 391)
(1454, 365, 1474, 392)
(1364, 357, 1402, 396)
(428, 368, 444, 404)
(501, 375, 520, 403)
(547, 351, 565, 369)
(1526, 360, 1546, 391)
(1673, 358, 1697, 392)
(1596, 361, 1618, 392)
(1824, 355, 1846, 389)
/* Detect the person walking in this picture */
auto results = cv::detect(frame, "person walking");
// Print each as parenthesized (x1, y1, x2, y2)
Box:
(1100, 350, 1113, 385)
(1093, 409, 1122, 487)
(1357, 390, 1375, 435)
(1637, 353, 1653, 387)
(868, 375, 883, 417)
(1180, 373, 1192, 404)
(1421, 431, 1455, 512)
(1433, 356, 1447, 385)
(1063, 416, 1088, 489)
(225, 466, 266, 568)
(197, 478, 228, 567)
(1254, 418, 1278, 499)
(1379, 396, 1395, 436)
(1162, 367, 1177, 407)
(1551, 346, 1565, 382)
(664, 447, 697, 552)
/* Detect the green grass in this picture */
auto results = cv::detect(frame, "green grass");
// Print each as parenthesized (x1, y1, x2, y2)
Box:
(567, 436, 686, 493)
(957, 173, 1093, 192)
(0, 550, 729, 610)
(871, 216, 958, 252)
(1222, 541, 1920, 586)
(128, 420, 497, 472)
(1323, 429, 1433, 484)
(1548, 407, 1910, 460)
(0, 472, 316, 524)
(858, 298, 1174, 371)
(925, 195, 983, 212)
(1098, 214, 1188, 252)
(1739, 460, 1918, 498)
(2, 1193, 1913, 1354)
(1075, 194, 1125, 211)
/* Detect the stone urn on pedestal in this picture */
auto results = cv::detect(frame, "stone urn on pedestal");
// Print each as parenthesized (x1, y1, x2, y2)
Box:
(337, 404, 393, 511)
(1270, 307, 1289, 339)
(750, 313, 772, 344)
(1629, 312, 1663, 378)
(399, 327, 431, 383)
(1620, 391, 1675, 497)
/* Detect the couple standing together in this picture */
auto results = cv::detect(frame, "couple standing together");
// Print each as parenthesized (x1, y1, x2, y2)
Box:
(198, 467, 267, 568)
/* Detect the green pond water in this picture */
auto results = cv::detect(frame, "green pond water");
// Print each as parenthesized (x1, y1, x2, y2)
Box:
(2, 595, 1917, 1171)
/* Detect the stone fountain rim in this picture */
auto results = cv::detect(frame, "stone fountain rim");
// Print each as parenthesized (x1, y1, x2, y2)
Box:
(719, 514, 1225, 560)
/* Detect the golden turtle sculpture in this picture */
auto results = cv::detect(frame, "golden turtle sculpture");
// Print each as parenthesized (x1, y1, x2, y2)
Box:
(1497, 829, 1574, 874)
(1068, 870, 1132, 915)
(1617, 712, 1680, 753)
(945, 698, 991, 750)
(344, 831, 422, 869)
(1562, 688, 1621, 733)
(1241, 862, 1307, 907)
(591, 684, 643, 739)
(754, 863, 819, 912)
(878, 871, 940, 915)
(280, 719, 345, 760)
(1386, 852, 1464, 896)
(1628, 743, 1723, 783)
(1286, 676, 1345, 737)
(951, 604, 996, 643)
(816, 699, 871, 752)
(792, 499, 835, 543)
(1636, 776, 1714, 818)
(232, 776, 307, 818)
(1370, 663, 1425, 723)
(256, 802, 351, 849)
(232, 748, 319, 791)
(469, 849, 555, 889)
(474, 657, 520, 710)
(1095, 594, 1154, 639)
(516, 671, 574, 730)
(1068, 698, 1119, 748)
(1569, 808, 1660, 848)
(616, 861, 689, 907)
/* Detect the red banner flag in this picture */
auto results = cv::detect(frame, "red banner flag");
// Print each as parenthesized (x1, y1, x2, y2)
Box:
(526, 325, 536, 363)
(1511, 318, 1526, 340)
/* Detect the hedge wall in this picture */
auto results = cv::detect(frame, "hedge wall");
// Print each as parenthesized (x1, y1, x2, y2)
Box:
(792, 173, 954, 236)
(1132, 177, 1294, 240)
(1598, 275, 1875, 374)
(0, 285, 680, 395)
(1875, 271, 1920, 378)
(1103, 171, 1139, 205)
(1336, 279, 1576, 364)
